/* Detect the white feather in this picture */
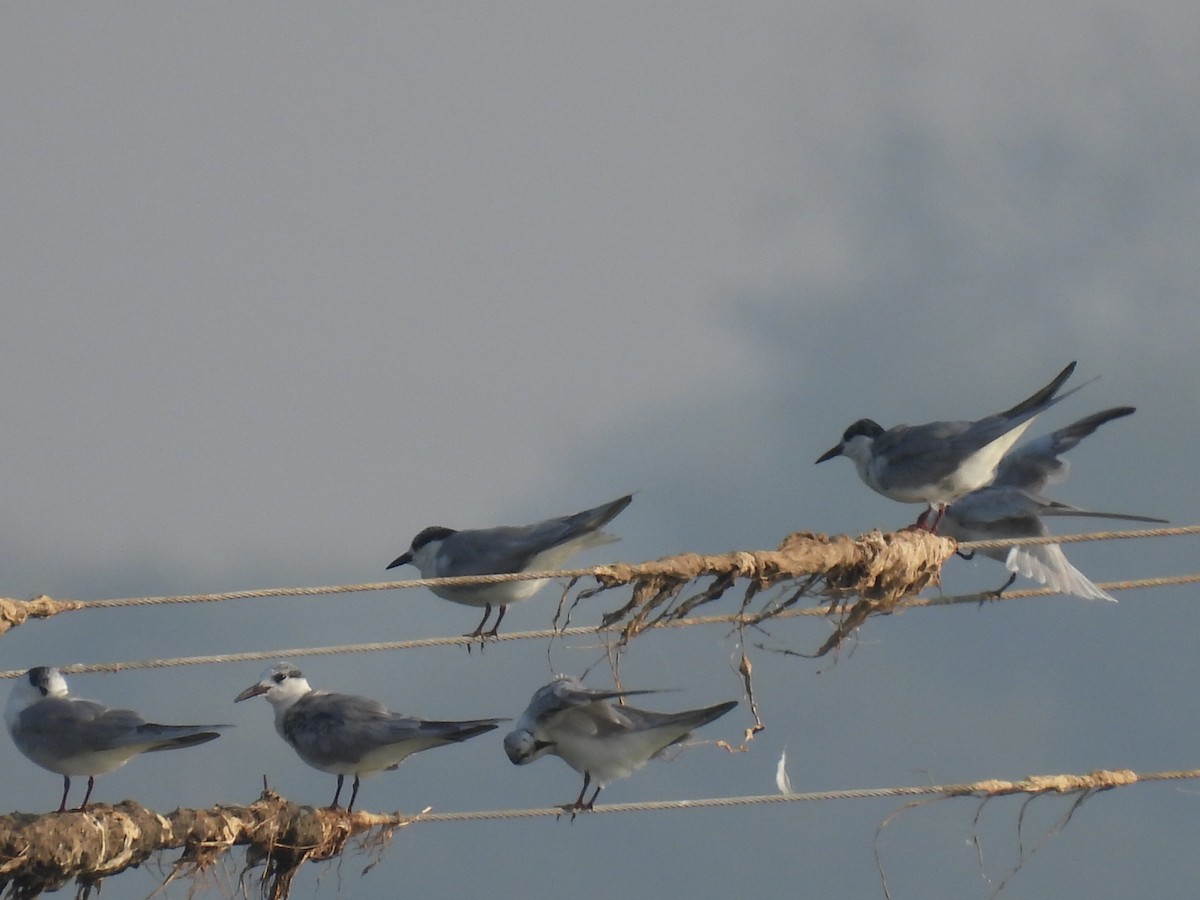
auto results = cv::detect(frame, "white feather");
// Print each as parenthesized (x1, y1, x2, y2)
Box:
(775, 749, 794, 795)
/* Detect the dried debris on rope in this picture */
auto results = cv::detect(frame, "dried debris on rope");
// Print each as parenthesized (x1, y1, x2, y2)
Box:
(874, 769, 1142, 900)
(0, 790, 414, 900)
(0, 596, 84, 637)
(561, 529, 956, 654)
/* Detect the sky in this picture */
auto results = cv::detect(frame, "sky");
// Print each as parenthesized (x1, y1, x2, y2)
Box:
(2, 3, 1199, 898)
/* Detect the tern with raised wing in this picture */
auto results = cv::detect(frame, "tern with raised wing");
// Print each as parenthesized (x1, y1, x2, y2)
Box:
(941, 406, 1167, 600)
(387, 494, 633, 637)
(5, 666, 227, 812)
(816, 362, 1083, 529)
(503, 675, 736, 811)
(235, 662, 502, 811)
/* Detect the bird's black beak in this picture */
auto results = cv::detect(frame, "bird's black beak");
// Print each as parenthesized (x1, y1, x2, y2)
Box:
(815, 444, 843, 464)
(234, 683, 269, 703)
(386, 551, 413, 570)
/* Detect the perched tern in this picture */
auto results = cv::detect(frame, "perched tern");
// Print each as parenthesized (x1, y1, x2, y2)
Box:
(941, 406, 1167, 601)
(5, 666, 227, 812)
(387, 494, 633, 637)
(816, 362, 1083, 529)
(235, 662, 502, 811)
(503, 675, 737, 811)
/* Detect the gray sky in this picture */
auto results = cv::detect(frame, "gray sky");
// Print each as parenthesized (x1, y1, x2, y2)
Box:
(3, 4, 1199, 898)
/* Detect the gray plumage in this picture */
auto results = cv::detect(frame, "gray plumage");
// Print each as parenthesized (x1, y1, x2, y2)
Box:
(387, 494, 633, 636)
(5, 666, 227, 812)
(235, 662, 502, 810)
(816, 362, 1084, 526)
(941, 406, 1168, 601)
(503, 675, 737, 810)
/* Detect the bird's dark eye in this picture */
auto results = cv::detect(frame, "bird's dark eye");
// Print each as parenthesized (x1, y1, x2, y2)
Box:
(273, 673, 286, 683)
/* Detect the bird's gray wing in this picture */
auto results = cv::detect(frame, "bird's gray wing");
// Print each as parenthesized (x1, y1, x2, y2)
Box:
(1027, 501, 1167, 523)
(608, 700, 738, 748)
(525, 678, 660, 733)
(284, 691, 397, 766)
(991, 361, 1079, 421)
(993, 407, 1137, 491)
(18, 699, 220, 754)
(536, 495, 633, 545)
(947, 486, 1055, 524)
(285, 692, 499, 767)
(380, 716, 502, 750)
(949, 362, 1088, 456)
(870, 421, 975, 489)
(434, 525, 556, 575)
(16, 698, 134, 755)
(948, 486, 1167, 528)
(870, 368, 1085, 493)
(439, 495, 633, 575)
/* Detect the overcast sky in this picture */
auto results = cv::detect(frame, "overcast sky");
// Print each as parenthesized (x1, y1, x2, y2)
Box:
(3, 4, 1199, 899)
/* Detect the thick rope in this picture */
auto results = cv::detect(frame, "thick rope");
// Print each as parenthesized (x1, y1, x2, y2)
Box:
(2, 571, 1197, 680)
(0, 766, 1191, 898)
(0, 525, 1191, 621)
(0, 529, 959, 645)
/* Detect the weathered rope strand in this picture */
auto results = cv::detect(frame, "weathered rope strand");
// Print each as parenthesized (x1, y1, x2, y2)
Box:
(408, 767, 1197, 822)
(957, 523, 1200, 551)
(2, 570, 1197, 679)
(0, 765, 1191, 898)
(85, 570, 602, 608)
(4, 524, 1192, 616)
(916, 572, 1200, 606)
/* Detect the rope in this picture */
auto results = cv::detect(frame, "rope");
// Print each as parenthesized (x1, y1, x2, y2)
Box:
(915, 572, 1200, 606)
(404, 767, 1198, 823)
(83, 570, 601, 608)
(957, 523, 1200, 551)
(1, 524, 1189, 615)
(0, 615, 733, 678)
(3, 571, 1197, 679)
(0, 766, 1191, 900)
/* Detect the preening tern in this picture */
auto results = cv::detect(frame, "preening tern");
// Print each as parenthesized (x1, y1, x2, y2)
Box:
(503, 675, 736, 811)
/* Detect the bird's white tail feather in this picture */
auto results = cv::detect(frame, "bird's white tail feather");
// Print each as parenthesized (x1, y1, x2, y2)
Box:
(1005, 545, 1115, 602)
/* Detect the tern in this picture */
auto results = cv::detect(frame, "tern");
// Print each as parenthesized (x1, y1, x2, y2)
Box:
(940, 406, 1167, 600)
(387, 494, 633, 637)
(5, 666, 227, 812)
(503, 675, 737, 811)
(235, 662, 502, 811)
(816, 362, 1083, 529)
